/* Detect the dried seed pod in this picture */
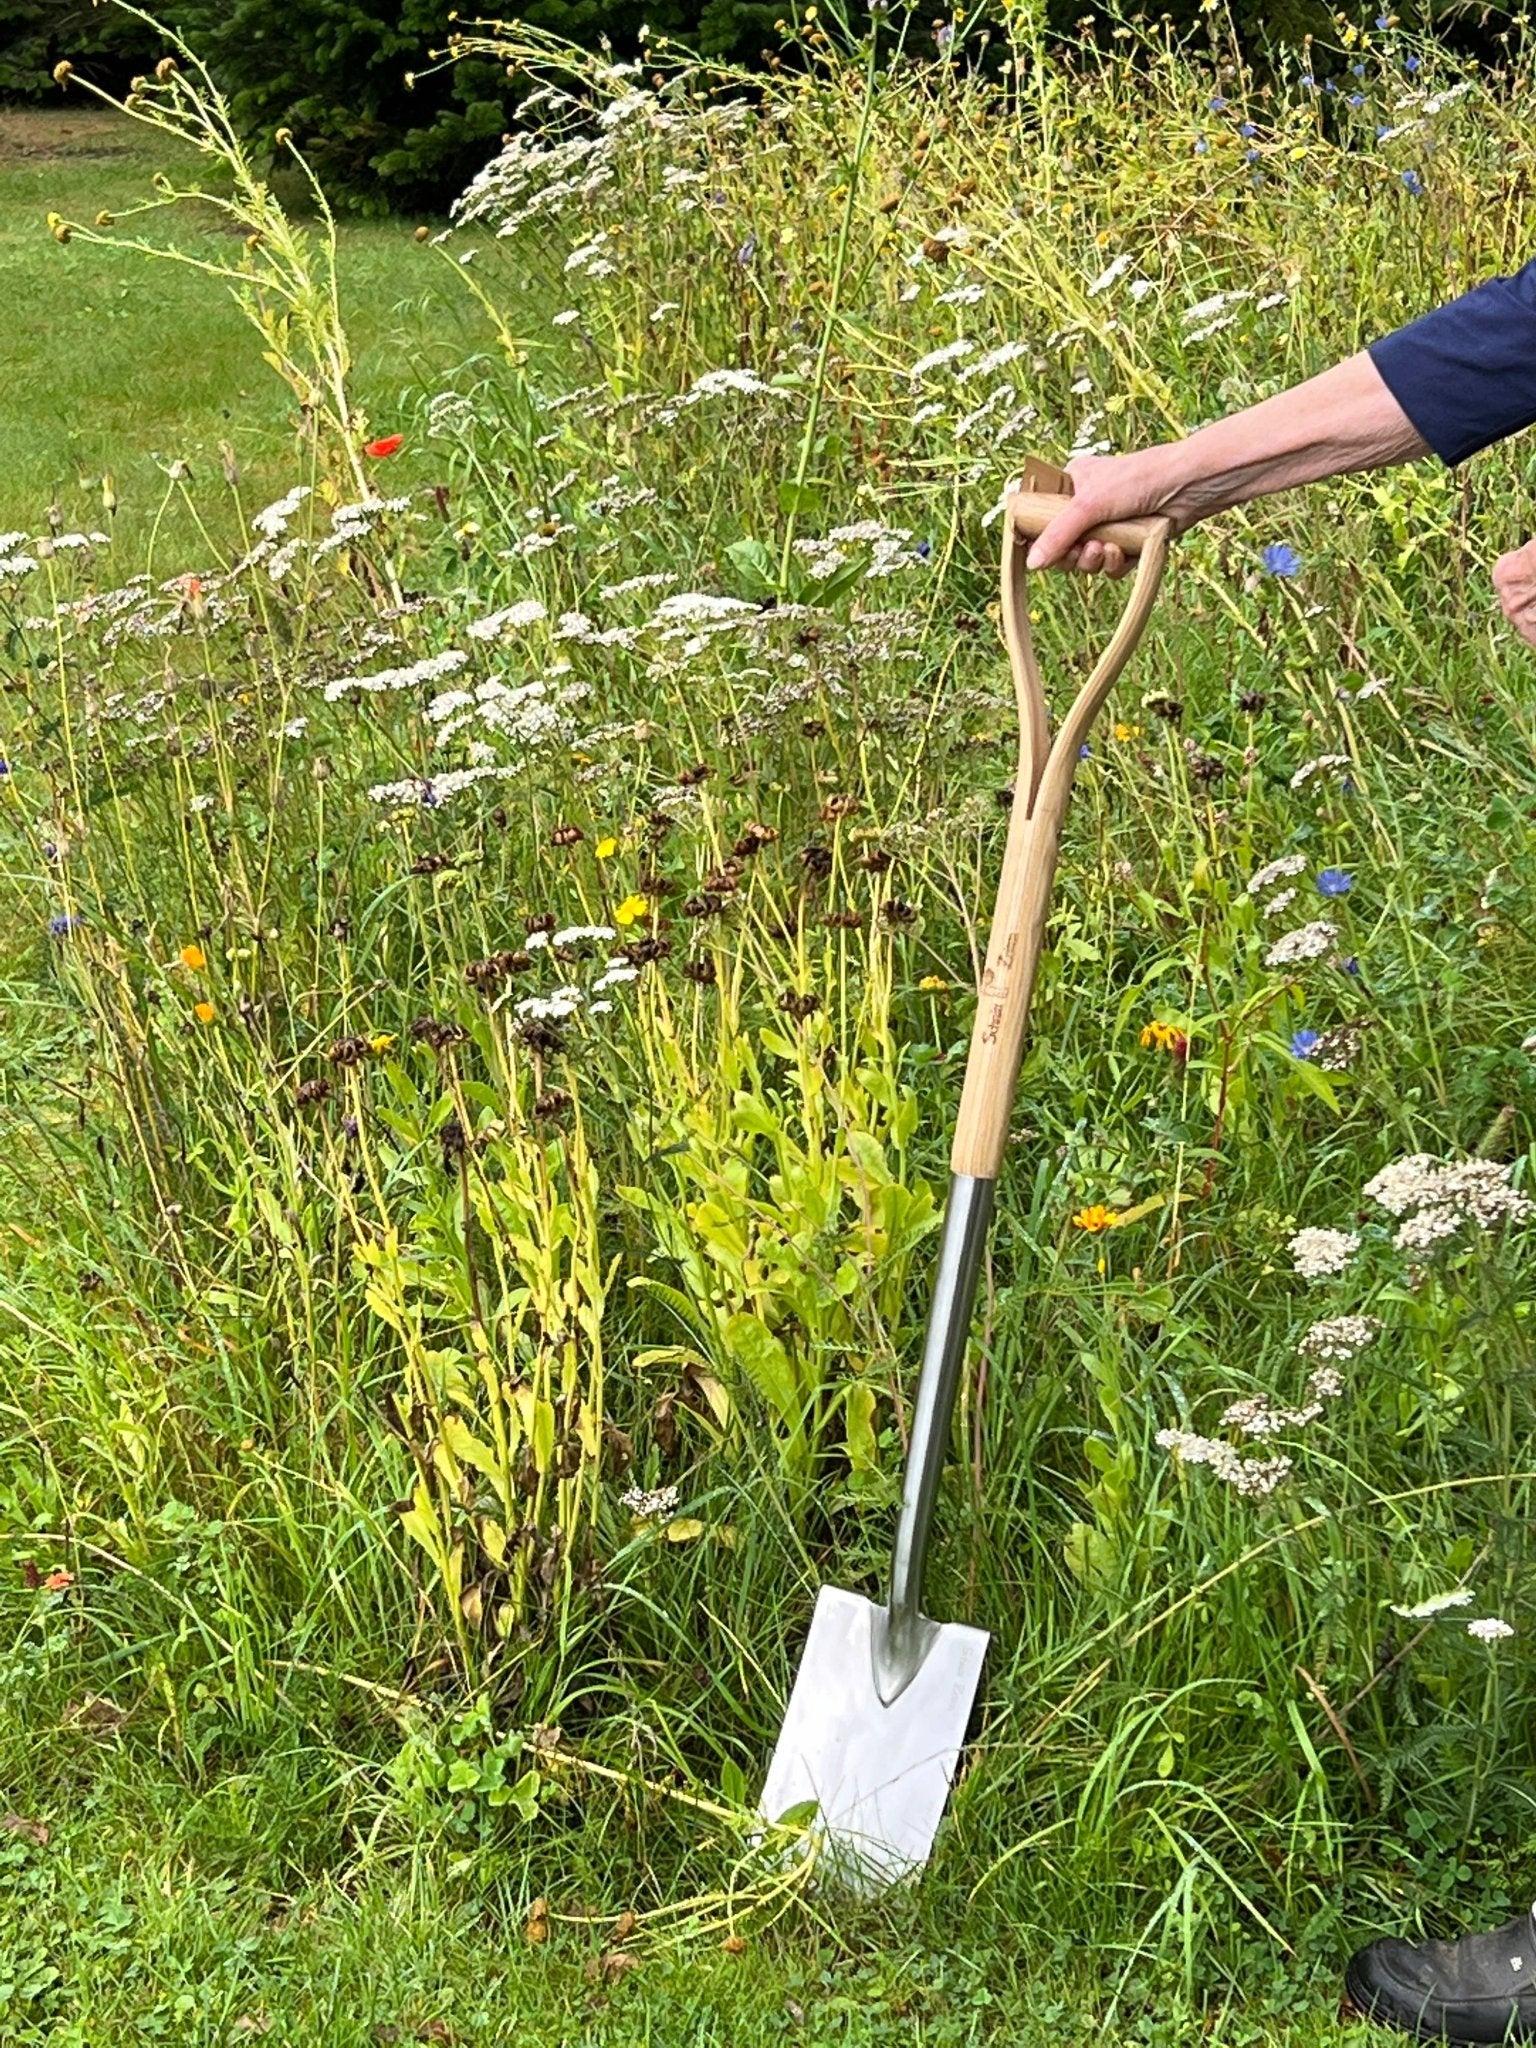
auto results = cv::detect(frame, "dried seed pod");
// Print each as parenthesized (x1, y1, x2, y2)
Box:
(550, 823, 584, 847)
(675, 762, 714, 787)
(682, 957, 718, 986)
(410, 850, 457, 876)
(681, 893, 725, 919)
(880, 897, 918, 928)
(798, 843, 833, 879)
(856, 845, 893, 873)
(818, 793, 859, 821)
(297, 1076, 333, 1105)
(326, 1035, 371, 1068)
(776, 990, 821, 1021)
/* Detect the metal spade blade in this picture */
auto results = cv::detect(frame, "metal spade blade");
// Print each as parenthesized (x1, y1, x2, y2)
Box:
(759, 1584, 988, 1889)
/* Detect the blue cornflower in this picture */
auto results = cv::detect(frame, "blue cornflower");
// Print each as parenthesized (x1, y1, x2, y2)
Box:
(735, 235, 757, 267)
(1405, 52, 1420, 71)
(1209, 94, 1228, 109)
(1376, 124, 1393, 139)
(48, 912, 79, 938)
(915, 538, 932, 559)
(1348, 92, 1364, 107)
(1340, 955, 1361, 977)
(1376, 13, 1392, 26)
(1290, 1028, 1321, 1060)
(1301, 72, 1315, 86)
(1323, 77, 1337, 92)
(0, 757, 9, 775)
(1245, 148, 1260, 163)
(1079, 743, 1092, 760)
(1194, 136, 1210, 155)
(1261, 542, 1302, 578)
(1401, 168, 1424, 195)
(1352, 60, 1366, 75)
(1239, 119, 1257, 137)
(1317, 868, 1353, 897)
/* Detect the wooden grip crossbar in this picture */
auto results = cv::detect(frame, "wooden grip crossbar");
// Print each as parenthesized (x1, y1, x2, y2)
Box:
(949, 473, 1172, 1180)
(1007, 491, 1164, 559)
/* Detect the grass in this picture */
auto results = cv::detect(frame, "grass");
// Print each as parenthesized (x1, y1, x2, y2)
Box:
(0, 106, 512, 561)
(5, 8, 1536, 2042)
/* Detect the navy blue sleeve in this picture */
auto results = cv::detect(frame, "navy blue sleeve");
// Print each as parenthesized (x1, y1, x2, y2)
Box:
(1368, 257, 1536, 466)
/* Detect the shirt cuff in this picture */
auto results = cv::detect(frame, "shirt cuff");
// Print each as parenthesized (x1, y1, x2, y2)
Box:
(1367, 258, 1536, 467)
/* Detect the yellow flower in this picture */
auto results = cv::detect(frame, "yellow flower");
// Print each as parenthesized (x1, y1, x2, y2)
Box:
(193, 1000, 216, 1023)
(918, 974, 948, 992)
(179, 943, 207, 970)
(1071, 1204, 1121, 1234)
(595, 836, 619, 859)
(614, 893, 650, 928)
(1139, 1020, 1184, 1054)
(369, 1033, 397, 1055)
(1113, 721, 1142, 742)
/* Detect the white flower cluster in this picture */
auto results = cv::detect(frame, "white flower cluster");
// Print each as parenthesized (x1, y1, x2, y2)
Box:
(1297, 1314, 1380, 1362)
(323, 648, 468, 702)
(1264, 920, 1337, 969)
(1247, 853, 1307, 897)
(1219, 1363, 1346, 1441)
(1287, 1226, 1359, 1279)
(1154, 1429, 1292, 1498)
(252, 485, 312, 539)
(426, 673, 585, 751)
(1390, 1588, 1474, 1620)
(367, 764, 512, 807)
(1468, 1617, 1515, 1642)
(621, 1483, 680, 1521)
(1363, 1153, 1533, 1255)
(467, 598, 549, 641)
(1290, 753, 1352, 790)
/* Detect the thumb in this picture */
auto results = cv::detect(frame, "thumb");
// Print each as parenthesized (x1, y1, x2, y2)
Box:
(1021, 494, 1101, 570)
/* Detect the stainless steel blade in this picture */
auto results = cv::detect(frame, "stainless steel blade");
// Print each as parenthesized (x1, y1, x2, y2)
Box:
(758, 1585, 989, 1889)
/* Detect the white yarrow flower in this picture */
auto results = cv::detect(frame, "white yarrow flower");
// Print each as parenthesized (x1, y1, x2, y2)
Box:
(1265, 921, 1338, 968)
(1468, 1617, 1515, 1642)
(1389, 1589, 1475, 1619)
(1287, 1227, 1358, 1279)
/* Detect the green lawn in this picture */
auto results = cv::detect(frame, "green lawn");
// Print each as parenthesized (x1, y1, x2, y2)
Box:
(0, 106, 505, 562)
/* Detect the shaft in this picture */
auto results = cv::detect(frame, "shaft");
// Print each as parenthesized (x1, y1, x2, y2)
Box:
(871, 1172, 995, 1706)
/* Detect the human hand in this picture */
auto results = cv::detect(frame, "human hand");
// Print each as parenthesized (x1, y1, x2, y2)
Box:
(1492, 537, 1536, 650)
(1020, 449, 1217, 578)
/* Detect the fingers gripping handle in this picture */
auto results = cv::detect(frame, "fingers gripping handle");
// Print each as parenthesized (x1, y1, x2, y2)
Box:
(1008, 490, 1165, 559)
(950, 490, 1171, 1181)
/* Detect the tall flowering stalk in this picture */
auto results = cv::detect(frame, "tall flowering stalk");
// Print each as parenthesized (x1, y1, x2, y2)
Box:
(49, 3, 378, 512)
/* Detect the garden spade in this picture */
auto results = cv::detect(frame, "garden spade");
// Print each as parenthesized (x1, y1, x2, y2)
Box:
(759, 461, 1175, 1888)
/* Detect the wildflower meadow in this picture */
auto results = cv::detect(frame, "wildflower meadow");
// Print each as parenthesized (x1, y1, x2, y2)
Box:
(4, 3, 1536, 2041)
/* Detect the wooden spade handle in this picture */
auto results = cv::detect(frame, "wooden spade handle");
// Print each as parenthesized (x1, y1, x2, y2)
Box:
(949, 483, 1173, 1180)
(1008, 491, 1165, 559)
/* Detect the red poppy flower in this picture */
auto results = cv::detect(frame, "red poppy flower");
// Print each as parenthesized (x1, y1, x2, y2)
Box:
(364, 434, 404, 459)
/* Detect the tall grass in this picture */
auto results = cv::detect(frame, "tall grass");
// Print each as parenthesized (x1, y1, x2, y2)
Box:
(5, 0, 1536, 2027)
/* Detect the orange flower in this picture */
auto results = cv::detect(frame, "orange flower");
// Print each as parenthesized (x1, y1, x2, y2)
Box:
(364, 433, 403, 459)
(1071, 1203, 1121, 1234)
(43, 1569, 74, 1592)
(194, 1000, 216, 1023)
(1139, 1019, 1188, 1060)
(180, 943, 207, 970)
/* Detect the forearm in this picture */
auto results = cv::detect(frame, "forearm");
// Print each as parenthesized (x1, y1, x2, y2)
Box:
(1149, 351, 1429, 519)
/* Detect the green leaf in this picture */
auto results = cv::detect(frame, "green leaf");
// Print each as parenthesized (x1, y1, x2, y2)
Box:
(777, 478, 828, 515)
(844, 1381, 878, 1474)
(723, 535, 777, 594)
(724, 1310, 800, 1422)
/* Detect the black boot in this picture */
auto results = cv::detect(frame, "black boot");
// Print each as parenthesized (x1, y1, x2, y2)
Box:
(1346, 1906, 1536, 2042)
